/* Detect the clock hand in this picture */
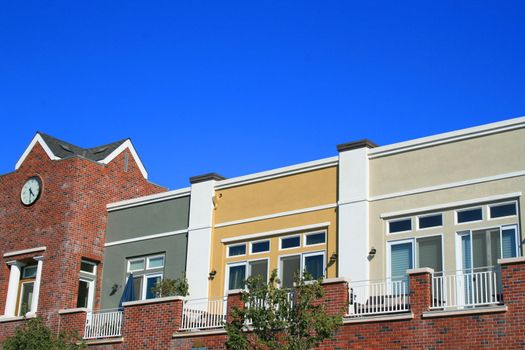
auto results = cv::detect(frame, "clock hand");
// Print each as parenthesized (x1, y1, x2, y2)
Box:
(29, 188, 34, 198)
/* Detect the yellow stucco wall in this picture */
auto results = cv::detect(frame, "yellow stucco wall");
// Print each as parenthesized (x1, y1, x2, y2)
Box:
(209, 166, 337, 297)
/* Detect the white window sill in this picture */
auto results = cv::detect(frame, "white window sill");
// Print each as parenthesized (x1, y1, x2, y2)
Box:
(0, 313, 37, 323)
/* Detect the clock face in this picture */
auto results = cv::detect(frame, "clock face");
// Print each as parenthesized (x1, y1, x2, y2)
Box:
(21, 176, 42, 206)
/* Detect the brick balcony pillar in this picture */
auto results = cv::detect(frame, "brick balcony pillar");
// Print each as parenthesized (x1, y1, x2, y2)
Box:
(226, 289, 244, 324)
(321, 278, 349, 316)
(498, 257, 525, 311)
(407, 268, 433, 317)
(57, 308, 87, 338)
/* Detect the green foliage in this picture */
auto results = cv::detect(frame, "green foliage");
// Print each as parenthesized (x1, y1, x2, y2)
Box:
(151, 273, 189, 297)
(225, 270, 342, 350)
(2, 317, 85, 350)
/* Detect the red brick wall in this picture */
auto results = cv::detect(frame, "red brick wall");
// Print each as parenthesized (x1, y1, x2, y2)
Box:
(0, 143, 165, 340)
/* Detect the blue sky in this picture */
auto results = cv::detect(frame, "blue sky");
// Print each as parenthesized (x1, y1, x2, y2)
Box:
(1, 1, 524, 189)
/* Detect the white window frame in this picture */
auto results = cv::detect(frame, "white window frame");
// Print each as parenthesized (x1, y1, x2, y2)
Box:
(17, 280, 35, 317)
(303, 231, 327, 247)
(250, 240, 270, 255)
(386, 239, 415, 279)
(302, 251, 326, 279)
(79, 277, 95, 310)
(80, 260, 97, 275)
(455, 206, 484, 225)
(146, 255, 165, 270)
(278, 250, 326, 287)
(416, 213, 443, 231)
(279, 235, 301, 250)
(387, 217, 412, 234)
(488, 201, 518, 220)
(127, 258, 146, 272)
(227, 243, 247, 258)
(224, 258, 270, 294)
(415, 234, 444, 273)
(142, 273, 163, 300)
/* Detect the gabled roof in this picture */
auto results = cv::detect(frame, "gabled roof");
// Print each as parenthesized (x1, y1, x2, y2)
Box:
(15, 132, 148, 179)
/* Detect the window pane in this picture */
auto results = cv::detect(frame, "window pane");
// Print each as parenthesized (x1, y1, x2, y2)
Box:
(418, 214, 443, 229)
(129, 259, 145, 272)
(229, 244, 246, 257)
(304, 254, 324, 280)
(390, 243, 413, 279)
(417, 236, 442, 272)
(306, 233, 326, 245)
(460, 233, 472, 270)
(18, 282, 34, 316)
(252, 241, 270, 253)
(389, 219, 411, 233)
(22, 266, 37, 279)
(148, 256, 164, 269)
(472, 229, 489, 268)
(132, 277, 143, 301)
(490, 203, 517, 218)
(80, 261, 95, 274)
(249, 260, 268, 282)
(145, 275, 162, 299)
(502, 227, 517, 258)
(228, 265, 246, 290)
(281, 255, 300, 288)
(457, 208, 482, 223)
(77, 280, 90, 308)
(281, 236, 300, 249)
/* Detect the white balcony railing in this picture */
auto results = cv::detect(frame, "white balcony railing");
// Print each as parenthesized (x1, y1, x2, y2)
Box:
(348, 277, 410, 317)
(84, 309, 123, 339)
(431, 267, 502, 310)
(180, 297, 227, 331)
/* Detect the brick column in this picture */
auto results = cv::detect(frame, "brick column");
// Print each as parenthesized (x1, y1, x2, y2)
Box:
(58, 308, 87, 338)
(321, 278, 349, 316)
(226, 289, 244, 324)
(122, 296, 183, 349)
(498, 257, 525, 311)
(407, 268, 433, 317)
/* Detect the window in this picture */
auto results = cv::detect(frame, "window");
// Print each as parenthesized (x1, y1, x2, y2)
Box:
(389, 236, 443, 280)
(417, 236, 443, 272)
(305, 232, 326, 246)
(280, 252, 325, 289)
(489, 202, 517, 219)
(226, 259, 269, 291)
(281, 235, 301, 249)
(456, 207, 483, 223)
(228, 244, 246, 257)
(388, 218, 412, 233)
(251, 240, 270, 254)
(127, 254, 165, 301)
(16, 265, 37, 316)
(77, 260, 97, 309)
(418, 214, 443, 229)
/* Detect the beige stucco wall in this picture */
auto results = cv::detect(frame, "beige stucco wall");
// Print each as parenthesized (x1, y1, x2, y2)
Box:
(210, 167, 337, 297)
(368, 127, 525, 280)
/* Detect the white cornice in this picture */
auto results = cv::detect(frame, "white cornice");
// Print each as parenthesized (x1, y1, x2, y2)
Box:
(100, 139, 148, 179)
(15, 134, 60, 170)
(3, 246, 47, 258)
(369, 116, 525, 159)
(220, 222, 330, 243)
(107, 187, 191, 211)
(105, 229, 188, 247)
(215, 203, 337, 228)
(215, 156, 338, 190)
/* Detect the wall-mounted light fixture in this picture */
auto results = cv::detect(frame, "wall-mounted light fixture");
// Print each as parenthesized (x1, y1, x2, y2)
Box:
(369, 247, 377, 256)
(208, 270, 217, 280)
(329, 253, 338, 263)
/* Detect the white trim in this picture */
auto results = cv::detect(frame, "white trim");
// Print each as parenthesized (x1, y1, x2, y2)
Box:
(58, 308, 88, 314)
(386, 239, 415, 279)
(146, 255, 165, 270)
(3, 246, 47, 258)
(105, 229, 188, 247)
(369, 116, 525, 159)
(371, 171, 525, 202)
(107, 188, 191, 211)
(279, 235, 302, 251)
(15, 134, 60, 170)
(488, 201, 518, 220)
(379, 192, 522, 219)
(225, 261, 247, 293)
(302, 251, 326, 278)
(214, 203, 337, 228)
(221, 222, 331, 244)
(79, 277, 95, 310)
(143, 273, 163, 300)
(422, 305, 507, 318)
(122, 295, 184, 307)
(99, 139, 148, 179)
(127, 258, 146, 273)
(80, 260, 97, 275)
(343, 312, 414, 323)
(227, 243, 247, 258)
(215, 156, 338, 190)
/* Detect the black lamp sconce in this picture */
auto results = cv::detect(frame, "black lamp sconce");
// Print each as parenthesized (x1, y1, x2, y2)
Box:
(369, 247, 377, 256)
(110, 284, 121, 296)
(327, 253, 338, 267)
(208, 270, 217, 280)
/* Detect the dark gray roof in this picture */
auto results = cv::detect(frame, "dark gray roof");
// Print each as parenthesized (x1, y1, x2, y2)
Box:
(38, 132, 128, 162)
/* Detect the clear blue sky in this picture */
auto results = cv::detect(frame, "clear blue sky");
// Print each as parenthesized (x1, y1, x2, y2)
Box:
(1, 1, 524, 189)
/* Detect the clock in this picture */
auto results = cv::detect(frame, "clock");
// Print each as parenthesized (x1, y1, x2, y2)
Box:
(21, 176, 42, 206)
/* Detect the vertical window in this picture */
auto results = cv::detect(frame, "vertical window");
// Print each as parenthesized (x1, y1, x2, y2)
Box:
(280, 255, 301, 289)
(389, 242, 413, 279)
(417, 236, 443, 272)
(249, 260, 268, 282)
(16, 265, 37, 316)
(145, 274, 162, 299)
(228, 264, 246, 290)
(126, 254, 165, 301)
(303, 252, 325, 280)
(77, 260, 97, 309)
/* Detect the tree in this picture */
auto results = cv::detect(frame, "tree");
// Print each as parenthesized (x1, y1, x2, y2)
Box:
(151, 273, 189, 297)
(2, 316, 85, 350)
(225, 270, 343, 350)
